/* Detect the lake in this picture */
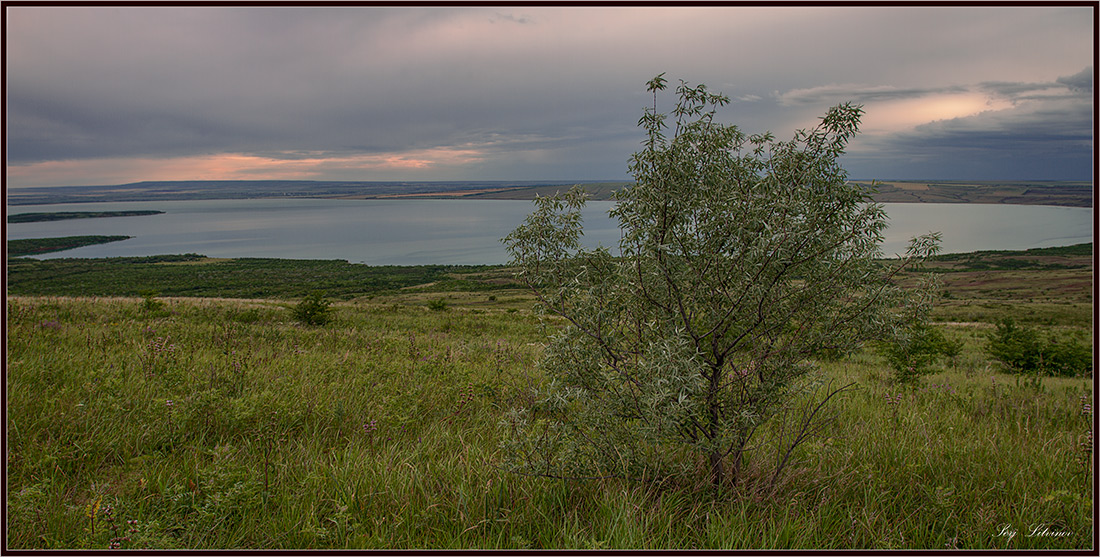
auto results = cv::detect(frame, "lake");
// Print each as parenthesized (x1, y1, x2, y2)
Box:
(6, 198, 1093, 265)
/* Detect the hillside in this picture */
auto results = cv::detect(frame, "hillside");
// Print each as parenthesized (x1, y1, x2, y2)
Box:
(5, 255, 1092, 548)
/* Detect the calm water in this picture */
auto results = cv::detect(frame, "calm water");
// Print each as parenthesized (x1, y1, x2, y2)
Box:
(6, 199, 1093, 265)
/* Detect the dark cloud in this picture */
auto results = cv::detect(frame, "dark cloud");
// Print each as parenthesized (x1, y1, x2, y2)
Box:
(843, 81, 1093, 180)
(1057, 67, 1094, 92)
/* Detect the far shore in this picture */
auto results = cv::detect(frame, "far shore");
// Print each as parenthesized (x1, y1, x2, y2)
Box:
(6, 180, 1092, 208)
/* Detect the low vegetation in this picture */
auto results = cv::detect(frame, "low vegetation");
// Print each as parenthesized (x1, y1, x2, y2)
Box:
(291, 291, 333, 326)
(7, 210, 164, 223)
(5, 255, 511, 300)
(7, 236, 133, 257)
(5, 289, 1092, 549)
(3, 227, 1093, 552)
(986, 319, 1092, 378)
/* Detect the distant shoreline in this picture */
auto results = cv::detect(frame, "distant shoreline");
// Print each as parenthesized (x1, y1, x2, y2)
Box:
(7, 210, 165, 223)
(5, 179, 1092, 208)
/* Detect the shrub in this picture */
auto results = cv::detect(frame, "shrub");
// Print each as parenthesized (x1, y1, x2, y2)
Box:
(881, 323, 963, 383)
(139, 290, 164, 312)
(292, 291, 331, 326)
(501, 74, 939, 489)
(986, 318, 1092, 377)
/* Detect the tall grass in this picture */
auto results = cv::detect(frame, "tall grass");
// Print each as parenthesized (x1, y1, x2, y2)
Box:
(5, 296, 1093, 549)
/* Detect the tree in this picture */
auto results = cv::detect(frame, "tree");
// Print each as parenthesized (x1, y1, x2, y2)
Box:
(501, 75, 939, 489)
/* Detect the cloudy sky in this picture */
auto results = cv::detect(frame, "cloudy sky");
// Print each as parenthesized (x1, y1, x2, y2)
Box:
(5, 5, 1094, 188)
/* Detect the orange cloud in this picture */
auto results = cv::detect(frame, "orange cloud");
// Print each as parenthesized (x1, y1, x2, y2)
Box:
(858, 92, 1016, 136)
(6, 147, 488, 187)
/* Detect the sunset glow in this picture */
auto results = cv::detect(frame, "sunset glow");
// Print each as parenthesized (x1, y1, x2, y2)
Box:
(859, 93, 1017, 135)
(7, 148, 490, 187)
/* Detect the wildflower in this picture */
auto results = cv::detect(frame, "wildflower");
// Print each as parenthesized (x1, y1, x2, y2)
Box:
(363, 419, 378, 434)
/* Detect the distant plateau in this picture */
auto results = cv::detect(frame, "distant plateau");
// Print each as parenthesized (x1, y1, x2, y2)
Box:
(5, 179, 1092, 207)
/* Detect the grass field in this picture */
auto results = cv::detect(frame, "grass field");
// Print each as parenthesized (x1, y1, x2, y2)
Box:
(5, 245, 1094, 549)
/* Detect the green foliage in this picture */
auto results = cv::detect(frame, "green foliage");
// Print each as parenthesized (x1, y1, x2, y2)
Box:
(881, 323, 962, 383)
(427, 298, 449, 312)
(140, 290, 165, 312)
(879, 270, 959, 383)
(501, 75, 940, 489)
(986, 319, 1092, 377)
(292, 291, 332, 325)
(7, 235, 132, 256)
(6, 256, 508, 299)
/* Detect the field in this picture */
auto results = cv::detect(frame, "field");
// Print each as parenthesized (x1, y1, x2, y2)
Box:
(850, 181, 1093, 208)
(450, 181, 1093, 207)
(4, 246, 1095, 549)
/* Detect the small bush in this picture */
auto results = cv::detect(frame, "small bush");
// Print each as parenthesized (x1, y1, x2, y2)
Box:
(292, 291, 331, 326)
(427, 298, 448, 312)
(881, 323, 962, 383)
(139, 290, 164, 312)
(986, 318, 1092, 377)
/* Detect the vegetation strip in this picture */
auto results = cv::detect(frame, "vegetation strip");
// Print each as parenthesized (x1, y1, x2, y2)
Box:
(7, 210, 165, 223)
(7, 235, 133, 257)
(5, 254, 513, 300)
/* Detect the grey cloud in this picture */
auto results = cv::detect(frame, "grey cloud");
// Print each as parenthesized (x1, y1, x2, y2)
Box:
(845, 92, 1092, 180)
(977, 81, 1062, 98)
(979, 68, 1093, 100)
(776, 84, 968, 106)
(7, 6, 646, 171)
(1056, 67, 1093, 92)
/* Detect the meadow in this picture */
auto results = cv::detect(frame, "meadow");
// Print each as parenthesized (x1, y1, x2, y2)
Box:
(4, 246, 1094, 549)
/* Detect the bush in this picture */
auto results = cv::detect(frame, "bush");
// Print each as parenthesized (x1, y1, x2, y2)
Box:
(986, 318, 1092, 377)
(426, 298, 448, 312)
(292, 291, 331, 326)
(139, 290, 165, 312)
(881, 323, 962, 383)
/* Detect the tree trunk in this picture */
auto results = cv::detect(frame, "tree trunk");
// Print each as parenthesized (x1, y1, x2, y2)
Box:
(707, 361, 724, 487)
(709, 450, 724, 487)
